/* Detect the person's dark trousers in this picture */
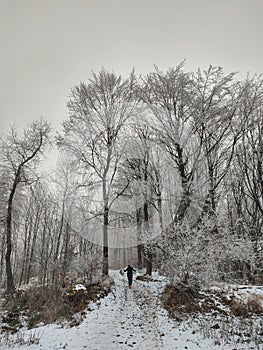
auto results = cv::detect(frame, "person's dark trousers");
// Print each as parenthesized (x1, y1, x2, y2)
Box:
(128, 275, 132, 288)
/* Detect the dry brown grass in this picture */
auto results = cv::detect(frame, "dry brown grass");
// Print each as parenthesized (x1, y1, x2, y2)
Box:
(229, 294, 263, 317)
(247, 294, 263, 314)
(230, 299, 249, 317)
(1, 280, 113, 331)
(161, 283, 263, 320)
(161, 283, 201, 315)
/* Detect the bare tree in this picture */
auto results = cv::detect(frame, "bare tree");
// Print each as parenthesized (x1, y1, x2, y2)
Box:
(121, 123, 155, 274)
(0, 118, 51, 293)
(0, 170, 8, 285)
(191, 66, 243, 221)
(231, 75, 263, 276)
(137, 64, 200, 226)
(113, 117, 169, 274)
(58, 69, 137, 276)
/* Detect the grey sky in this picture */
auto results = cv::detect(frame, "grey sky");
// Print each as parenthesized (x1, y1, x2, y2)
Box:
(1, 0, 262, 132)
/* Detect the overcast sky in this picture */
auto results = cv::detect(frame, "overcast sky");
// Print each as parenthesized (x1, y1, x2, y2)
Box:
(1, 0, 262, 133)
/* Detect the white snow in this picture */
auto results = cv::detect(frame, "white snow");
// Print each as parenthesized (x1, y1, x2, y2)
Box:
(73, 284, 86, 291)
(1, 271, 263, 350)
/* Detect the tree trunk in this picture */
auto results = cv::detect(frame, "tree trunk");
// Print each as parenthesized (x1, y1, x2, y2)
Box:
(173, 143, 192, 224)
(102, 205, 109, 276)
(19, 220, 29, 286)
(6, 219, 15, 293)
(23, 210, 34, 285)
(5, 174, 20, 293)
(136, 207, 143, 269)
(52, 202, 64, 284)
(0, 233, 5, 284)
(145, 249, 153, 276)
(157, 196, 164, 231)
(61, 222, 70, 287)
(143, 201, 152, 276)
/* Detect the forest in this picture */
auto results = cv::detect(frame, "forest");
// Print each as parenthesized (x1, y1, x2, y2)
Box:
(1, 63, 263, 295)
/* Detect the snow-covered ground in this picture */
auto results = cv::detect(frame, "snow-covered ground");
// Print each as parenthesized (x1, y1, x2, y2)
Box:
(1, 271, 263, 349)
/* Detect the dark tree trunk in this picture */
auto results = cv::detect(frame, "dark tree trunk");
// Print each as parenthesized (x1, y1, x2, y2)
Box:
(52, 202, 64, 284)
(5, 173, 20, 294)
(102, 205, 109, 276)
(136, 207, 143, 269)
(61, 222, 71, 287)
(0, 233, 5, 283)
(144, 201, 153, 276)
(145, 249, 153, 276)
(172, 143, 192, 224)
(157, 196, 163, 231)
(26, 208, 40, 284)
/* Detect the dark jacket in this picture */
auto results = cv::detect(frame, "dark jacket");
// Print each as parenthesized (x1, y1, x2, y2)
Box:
(124, 265, 136, 276)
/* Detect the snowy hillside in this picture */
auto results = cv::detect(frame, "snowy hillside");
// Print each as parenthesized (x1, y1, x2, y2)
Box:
(1, 270, 263, 350)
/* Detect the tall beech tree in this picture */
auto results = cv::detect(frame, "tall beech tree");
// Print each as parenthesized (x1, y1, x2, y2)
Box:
(137, 64, 199, 225)
(0, 119, 51, 293)
(190, 66, 244, 223)
(59, 69, 136, 276)
(232, 75, 263, 270)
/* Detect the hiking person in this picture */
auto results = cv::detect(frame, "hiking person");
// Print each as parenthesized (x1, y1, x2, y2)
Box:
(124, 264, 136, 288)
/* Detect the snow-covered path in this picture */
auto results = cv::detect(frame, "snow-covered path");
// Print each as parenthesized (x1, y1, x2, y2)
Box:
(1, 271, 164, 350)
(92, 272, 161, 349)
(1, 271, 263, 350)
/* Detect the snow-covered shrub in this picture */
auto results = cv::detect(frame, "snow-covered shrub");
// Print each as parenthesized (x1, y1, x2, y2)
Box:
(157, 217, 256, 286)
(70, 245, 102, 286)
